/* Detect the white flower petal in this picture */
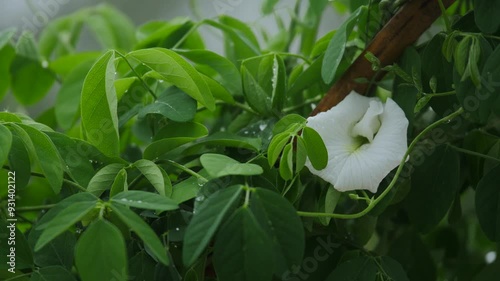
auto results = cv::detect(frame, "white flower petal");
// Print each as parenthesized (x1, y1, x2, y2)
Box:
(305, 92, 408, 193)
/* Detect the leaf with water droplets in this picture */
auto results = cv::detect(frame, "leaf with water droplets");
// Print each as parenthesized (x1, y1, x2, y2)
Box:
(111, 190, 178, 211)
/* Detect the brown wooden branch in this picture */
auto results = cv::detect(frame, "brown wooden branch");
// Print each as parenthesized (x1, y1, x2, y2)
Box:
(311, 0, 456, 116)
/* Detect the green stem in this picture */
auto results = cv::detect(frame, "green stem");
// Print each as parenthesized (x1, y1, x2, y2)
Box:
(243, 186, 251, 207)
(425, 90, 456, 97)
(275, 52, 312, 65)
(17, 204, 56, 212)
(447, 144, 500, 162)
(2, 165, 87, 192)
(115, 51, 157, 99)
(297, 107, 465, 219)
(283, 95, 322, 113)
(161, 160, 209, 183)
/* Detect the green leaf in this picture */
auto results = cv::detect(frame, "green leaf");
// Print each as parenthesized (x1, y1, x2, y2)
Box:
(10, 57, 55, 105)
(379, 256, 410, 281)
(170, 170, 211, 204)
(15, 31, 40, 60)
(176, 49, 242, 96)
(279, 143, 293, 180)
(111, 190, 178, 211)
(134, 18, 194, 49)
(202, 75, 235, 103)
(7, 134, 31, 189)
(110, 168, 128, 197)
(250, 188, 305, 274)
(75, 220, 127, 281)
(87, 163, 126, 197)
(325, 256, 377, 281)
(34, 192, 98, 233)
(0, 28, 15, 49)
(241, 65, 272, 116)
(302, 126, 328, 170)
(204, 18, 260, 63)
(31, 266, 76, 281)
(213, 208, 274, 281)
(414, 95, 432, 113)
(322, 6, 364, 84)
(195, 132, 262, 152)
(406, 145, 460, 233)
(200, 154, 263, 178)
(288, 55, 324, 97)
(35, 201, 97, 251)
(133, 159, 167, 195)
(127, 48, 215, 111)
(267, 132, 291, 167)
(241, 54, 287, 116)
(86, 4, 136, 51)
(49, 52, 101, 77)
(262, 0, 280, 14)
(454, 36, 472, 77)
(129, 251, 156, 281)
(474, 0, 500, 34)
(45, 132, 95, 188)
(295, 137, 307, 173)
(153, 121, 208, 141)
(0, 124, 12, 165)
(11, 124, 63, 194)
(144, 137, 199, 160)
(0, 42, 15, 100)
(109, 203, 169, 265)
(465, 37, 481, 86)
(183, 185, 243, 266)
(159, 166, 173, 198)
(55, 60, 94, 130)
(29, 232, 75, 270)
(138, 87, 197, 122)
(475, 164, 500, 242)
(272, 114, 306, 135)
(80, 50, 120, 157)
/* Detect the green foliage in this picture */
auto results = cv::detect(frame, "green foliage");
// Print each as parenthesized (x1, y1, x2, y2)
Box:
(1, 1, 499, 281)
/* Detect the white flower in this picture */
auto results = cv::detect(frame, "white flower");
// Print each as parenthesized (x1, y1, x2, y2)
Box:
(305, 91, 409, 193)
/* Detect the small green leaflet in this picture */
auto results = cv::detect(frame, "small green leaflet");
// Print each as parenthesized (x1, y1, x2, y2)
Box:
(111, 190, 178, 211)
(200, 153, 263, 178)
(302, 126, 328, 170)
(0, 124, 12, 165)
(183, 185, 243, 266)
(109, 203, 169, 265)
(87, 163, 126, 197)
(75, 220, 127, 281)
(322, 6, 365, 84)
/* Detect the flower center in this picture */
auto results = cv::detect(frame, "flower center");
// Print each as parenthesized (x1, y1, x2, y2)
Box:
(351, 100, 383, 143)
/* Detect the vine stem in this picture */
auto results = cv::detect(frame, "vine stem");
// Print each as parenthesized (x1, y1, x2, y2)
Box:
(297, 106, 464, 219)
(17, 204, 56, 212)
(159, 160, 209, 183)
